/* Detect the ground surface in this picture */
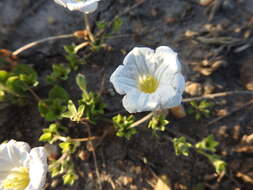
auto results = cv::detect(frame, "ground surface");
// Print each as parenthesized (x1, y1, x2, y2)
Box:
(0, 0, 253, 189)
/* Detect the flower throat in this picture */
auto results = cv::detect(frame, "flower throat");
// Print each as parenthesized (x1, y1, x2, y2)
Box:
(138, 75, 159, 93)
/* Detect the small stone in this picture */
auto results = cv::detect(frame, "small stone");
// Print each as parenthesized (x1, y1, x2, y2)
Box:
(185, 82, 203, 96)
(170, 105, 186, 119)
(199, 0, 214, 6)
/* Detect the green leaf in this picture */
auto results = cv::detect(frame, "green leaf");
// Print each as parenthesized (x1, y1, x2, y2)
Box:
(12, 64, 38, 86)
(113, 114, 136, 140)
(49, 85, 69, 101)
(59, 142, 72, 153)
(67, 100, 77, 114)
(39, 132, 53, 142)
(172, 137, 192, 156)
(77, 104, 85, 115)
(96, 21, 107, 30)
(46, 64, 70, 84)
(195, 135, 219, 152)
(112, 17, 123, 33)
(76, 73, 87, 93)
(63, 172, 78, 185)
(61, 111, 73, 118)
(0, 70, 9, 83)
(148, 114, 169, 132)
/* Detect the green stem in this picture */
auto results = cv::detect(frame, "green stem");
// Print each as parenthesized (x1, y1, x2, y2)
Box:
(84, 14, 95, 43)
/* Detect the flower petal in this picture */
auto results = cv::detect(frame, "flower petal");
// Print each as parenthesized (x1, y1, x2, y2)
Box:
(171, 73, 185, 95)
(0, 140, 30, 171)
(65, 0, 99, 13)
(122, 90, 157, 113)
(155, 83, 182, 109)
(110, 65, 138, 95)
(155, 46, 181, 74)
(79, 0, 99, 13)
(123, 47, 155, 75)
(26, 147, 47, 190)
(54, 0, 67, 7)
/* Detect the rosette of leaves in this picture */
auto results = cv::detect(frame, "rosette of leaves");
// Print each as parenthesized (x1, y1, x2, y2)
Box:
(62, 100, 85, 123)
(39, 85, 69, 121)
(113, 114, 136, 140)
(0, 64, 38, 105)
(187, 100, 214, 120)
(148, 113, 169, 135)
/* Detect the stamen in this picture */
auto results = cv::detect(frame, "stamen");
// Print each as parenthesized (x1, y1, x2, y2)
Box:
(2, 167, 30, 190)
(138, 75, 159, 93)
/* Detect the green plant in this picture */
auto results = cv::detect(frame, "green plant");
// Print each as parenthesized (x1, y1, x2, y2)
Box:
(172, 135, 226, 175)
(148, 113, 169, 134)
(187, 100, 214, 120)
(0, 64, 38, 105)
(113, 114, 137, 140)
(46, 64, 71, 84)
(64, 45, 82, 70)
(38, 85, 69, 121)
(76, 73, 105, 123)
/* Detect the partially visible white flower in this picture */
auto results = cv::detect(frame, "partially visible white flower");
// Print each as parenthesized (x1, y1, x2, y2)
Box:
(0, 140, 48, 190)
(110, 46, 185, 113)
(54, 0, 100, 14)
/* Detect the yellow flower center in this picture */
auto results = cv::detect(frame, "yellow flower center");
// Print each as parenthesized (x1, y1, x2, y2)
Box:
(2, 167, 30, 190)
(138, 75, 159, 93)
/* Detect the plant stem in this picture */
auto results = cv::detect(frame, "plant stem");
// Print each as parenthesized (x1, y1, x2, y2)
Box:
(84, 14, 95, 43)
(12, 34, 75, 56)
(182, 90, 253, 103)
(81, 121, 102, 189)
(129, 112, 154, 129)
(55, 135, 99, 142)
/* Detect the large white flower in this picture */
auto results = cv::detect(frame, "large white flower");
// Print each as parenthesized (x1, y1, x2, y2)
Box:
(110, 46, 185, 113)
(0, 140, 48, 190)
(54, 0, 100, 13)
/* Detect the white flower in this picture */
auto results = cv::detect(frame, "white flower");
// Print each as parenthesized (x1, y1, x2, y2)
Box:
(54, 0, 100, 14)
(110, 46, 185, 113)
(0, 140, 48, 190)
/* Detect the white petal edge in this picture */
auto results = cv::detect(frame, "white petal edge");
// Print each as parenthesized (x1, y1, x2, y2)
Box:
(123, 47, 155, 74)
(54, 0, 67, 7)
(0, 140, 30, 170)
(66, 0, 100, 13)
(26, 147, 47, 190)
(79, 0, 99, 13)
(110, 65, 138, 95)
(155, 46, 181, 73)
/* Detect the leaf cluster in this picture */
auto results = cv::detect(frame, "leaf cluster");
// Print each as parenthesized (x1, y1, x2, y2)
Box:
(0, 64, 38, 105)
(172, 135, 226, 174)
(187, 100, 214, 120)
(38, 85, 69, 121)
(148, 114, 169, 134)
(76, 74, 105, 123)
(113, 114, 136, 140)
(64, 45, 83, 71)
(46, 64, 71, 84)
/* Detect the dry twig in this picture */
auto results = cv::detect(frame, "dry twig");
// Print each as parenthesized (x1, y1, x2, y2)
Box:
(182, 90, 253, 103)
(12, 34, 75, 56)
(206, 99, 253, 127)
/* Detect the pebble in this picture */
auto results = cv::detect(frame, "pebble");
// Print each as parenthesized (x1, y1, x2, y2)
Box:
(185, 81, 203, 96)
(199, 0, 214, 6)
